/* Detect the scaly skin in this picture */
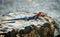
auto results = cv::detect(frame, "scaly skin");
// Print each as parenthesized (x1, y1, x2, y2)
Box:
(38, 15, 55, 37)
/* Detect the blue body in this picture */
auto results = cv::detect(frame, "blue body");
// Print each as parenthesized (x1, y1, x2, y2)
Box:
(4, 16, 38, 21)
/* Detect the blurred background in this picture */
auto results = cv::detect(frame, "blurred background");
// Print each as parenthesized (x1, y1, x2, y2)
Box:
(0, 0, 60, 36)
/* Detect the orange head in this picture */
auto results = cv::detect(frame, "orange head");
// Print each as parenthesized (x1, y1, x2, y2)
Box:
(36, 12, 42, 16)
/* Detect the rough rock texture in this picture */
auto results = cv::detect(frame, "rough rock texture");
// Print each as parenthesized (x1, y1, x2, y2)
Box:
(0, 0, 60, 36)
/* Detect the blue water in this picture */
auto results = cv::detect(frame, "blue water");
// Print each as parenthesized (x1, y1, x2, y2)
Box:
(0, 0, 60, 36)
